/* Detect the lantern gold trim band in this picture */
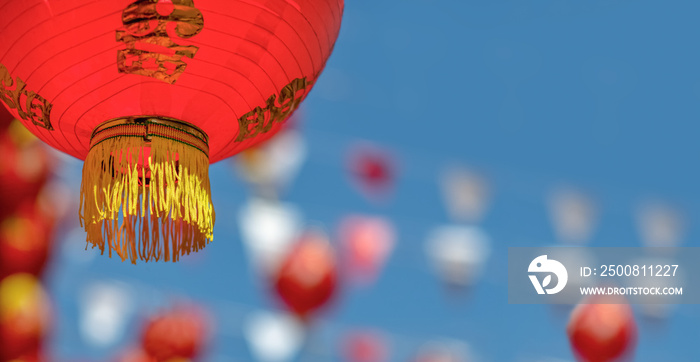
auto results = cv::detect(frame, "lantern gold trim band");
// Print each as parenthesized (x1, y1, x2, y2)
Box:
(79, 116, 215, 264)
(90, 117, 209, 157)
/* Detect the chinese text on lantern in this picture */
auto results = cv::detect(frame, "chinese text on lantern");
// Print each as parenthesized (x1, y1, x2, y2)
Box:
(236, 77, 311, 142)
(116, 0, 204, 84)
(0, 63, 53, 131)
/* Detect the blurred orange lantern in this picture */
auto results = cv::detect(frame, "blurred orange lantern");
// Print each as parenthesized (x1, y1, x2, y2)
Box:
(0, 208, 53, 280)
(567, 296, 637, 362)
(339, 215, 395, 286)
(274, 230, 337, 320)
(141, 307, 210, 361)
(0, 0, 344, 263)
(0, 274, 51, 361)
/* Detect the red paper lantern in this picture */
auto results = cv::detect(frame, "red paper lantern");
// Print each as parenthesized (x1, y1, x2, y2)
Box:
(0, 0, 344, 263)
(273, 229, 337, 319)
(567, 296, 637, 362)
(141, 307, 209, 361)
(0, 274, 51, 361)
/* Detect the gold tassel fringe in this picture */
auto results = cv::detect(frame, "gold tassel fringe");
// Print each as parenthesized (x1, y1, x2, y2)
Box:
(79, 118, 215, 263)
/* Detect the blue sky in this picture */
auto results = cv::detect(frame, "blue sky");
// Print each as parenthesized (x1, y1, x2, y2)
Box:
(45, 1, 699, 361)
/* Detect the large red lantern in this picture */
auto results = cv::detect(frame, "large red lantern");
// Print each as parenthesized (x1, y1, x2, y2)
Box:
(273, 229, 337, 320)
(567, 296, 637, 362)
(0, 0, 344, 263)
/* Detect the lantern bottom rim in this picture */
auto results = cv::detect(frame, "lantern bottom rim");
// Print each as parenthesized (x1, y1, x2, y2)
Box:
(90, 116, 209, 158)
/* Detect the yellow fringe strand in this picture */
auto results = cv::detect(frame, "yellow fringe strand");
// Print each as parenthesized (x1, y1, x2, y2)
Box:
(79, 125, 215, 264)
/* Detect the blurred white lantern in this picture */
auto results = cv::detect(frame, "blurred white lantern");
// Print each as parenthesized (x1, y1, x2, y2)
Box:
(238, 198, 303, 276)
(636, 202, 683, 249)
(439, 166, 489, 223)
(426, 226, 491, 287)
(79, 282, 133, 348)
(235, 130, 307, 199)
(549, 188, 597, 244)
(245, 310, 305, 362)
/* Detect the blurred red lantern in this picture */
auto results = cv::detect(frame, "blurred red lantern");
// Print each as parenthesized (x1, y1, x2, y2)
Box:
(141, 307, 210, 361)
(343, 331, 388, 362)
(567, 296, 637, 362)
(0, 0, 344, 263)
(0, 120, 51, 219)
(0, 274, 51, 361)
(4, 350, 44, 362)
(273, 230, 337, 320)
(339, 215, 395, 285)
(348, 144, 395, 201)
(0, 208, 53, 280)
